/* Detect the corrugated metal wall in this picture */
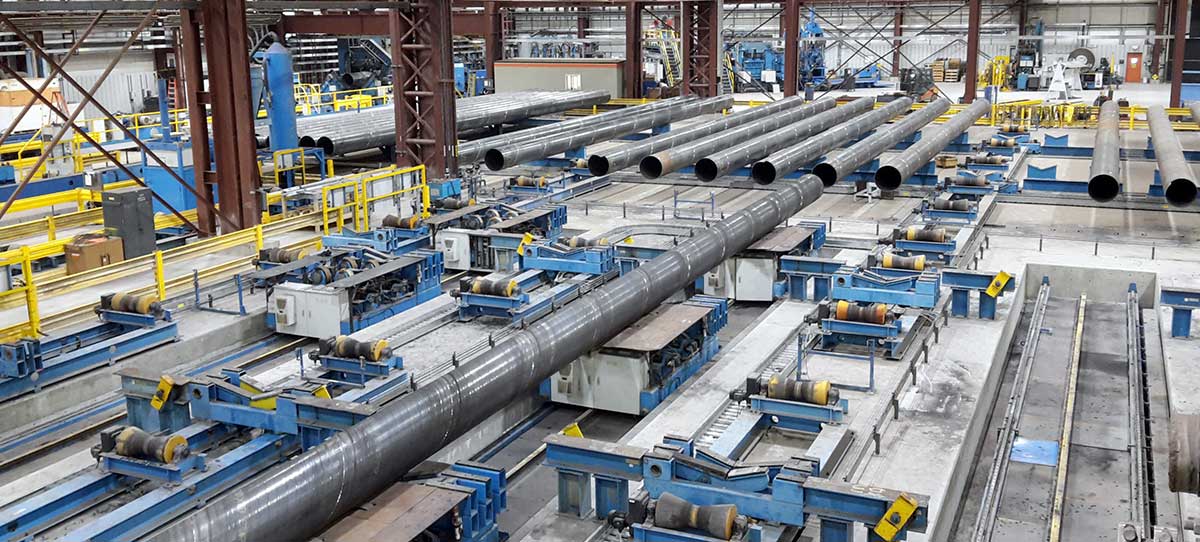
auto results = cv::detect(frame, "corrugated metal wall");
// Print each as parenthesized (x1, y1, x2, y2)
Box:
(59, 51, 158, 118)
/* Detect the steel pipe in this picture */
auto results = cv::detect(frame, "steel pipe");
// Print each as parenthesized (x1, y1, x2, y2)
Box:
(587, 95, 811, 176)
(750, 97, 913, 185)
(1190, 102, 1200, 127)
(484, 96, 731, 171)
(640, 97, 837, 179)
(813, 98, 951, 187)
(695, 97, 876, 182)
(144, 165, 837, 542)
(1147, 105, 1198, 206)
(874, 99, 991, 190)
(458, 96, 696, 164)
(1088, 100, 1122, 202)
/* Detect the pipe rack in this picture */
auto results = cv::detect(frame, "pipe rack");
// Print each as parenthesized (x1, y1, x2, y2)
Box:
(874, 99, 991, 190)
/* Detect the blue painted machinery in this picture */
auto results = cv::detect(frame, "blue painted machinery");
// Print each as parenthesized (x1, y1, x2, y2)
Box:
(819, 266, 941, 358)
(1, 331, 506, 542)
(781, 256, 843, 301)
(892, 225, 957, 263)
(921, 197, 978, 223)
(455, 239, 617, 322)
(0, 292, 177, 402)
(941, 269, 1014, 320)
(1161, 287, 1200, 338)
(322, 223, 432, 256)
(543, 432, 927, 542)
(546, 296, 727, 415)
(249, 245, 445, 338)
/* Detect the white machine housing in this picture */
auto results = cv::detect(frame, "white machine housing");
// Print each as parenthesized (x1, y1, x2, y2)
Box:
(269, 282, 350, 338)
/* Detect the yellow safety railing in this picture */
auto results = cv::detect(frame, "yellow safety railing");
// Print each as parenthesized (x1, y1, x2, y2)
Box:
(357, 165, 430, 231)
(0, 246, 39, 339)
(321, 178, 363, 236)
(271, 148, 311, 187)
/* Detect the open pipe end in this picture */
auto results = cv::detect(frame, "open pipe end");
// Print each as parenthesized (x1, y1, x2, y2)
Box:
(695, 159, 719, 182)
(874, 166, 903, 191)
(484, 149, 507, 171)
(587, 155, 610, 176)
(1167, 178, 1198, 207)
(640, 156, 665, 179)
(751, 162, 776, 185)
(299, 135, 316, 148)
(316, 136, 335, 157)
(1087, 174, 1120, 202)
(813, 163, 838, 187)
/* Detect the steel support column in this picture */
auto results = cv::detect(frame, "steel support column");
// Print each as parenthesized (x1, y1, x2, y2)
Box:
(624, 2, 643, 98)
(202, 0, 261, 230)
(680, 0, 719, 97)
(180, 8, 215, 235)
(892, 8, 903, 77)
(577, 7, 589, 39)
(783, 0, 800, 96)
(1153, 0, 1168, 77)
(484, 1, 503, 81)
(1170, 0, 1192, 106)
(963, 0, 981, 103)
(390, 1, 458, 178)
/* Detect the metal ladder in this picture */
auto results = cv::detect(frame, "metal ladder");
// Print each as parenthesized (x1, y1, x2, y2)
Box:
(658, 28, 682, 87)
(720, 51, 736, 94)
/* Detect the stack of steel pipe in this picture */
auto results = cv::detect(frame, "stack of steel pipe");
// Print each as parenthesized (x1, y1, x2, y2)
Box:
(1087, 100, 1122, 202)
(812, 97, 951, 186)
(459, 96, 698, 164)
(874, 99, 991, 190)
(144, 98, 920, 542)
(695, 96, 876, 181)
(586, 95, 810, 176)
(1146, 105, 1198, 206)
(286, 90, 611, 155)
(640, 96, 837, 179)
(750, 97, 914, 184)
(483, 96, 731, 171)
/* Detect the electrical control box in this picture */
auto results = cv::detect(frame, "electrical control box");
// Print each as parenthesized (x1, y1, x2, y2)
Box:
(437, 229, 472, 271)
(102, 186, 156, 258)
(269, 282, 349, 338)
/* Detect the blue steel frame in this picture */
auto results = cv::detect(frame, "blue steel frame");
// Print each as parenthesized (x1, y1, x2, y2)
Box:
(830, 267, 940, 309)
(894, 238, 956, 262)
(1161, 287, 1200, 338)
(543, 434, 928, 542)
(920, 200, 977, 224)
(322, 226, 432, 256)
(781, 256, 844, 301)
(941, 269, 1016, 319)
(0, 309, 177, 401)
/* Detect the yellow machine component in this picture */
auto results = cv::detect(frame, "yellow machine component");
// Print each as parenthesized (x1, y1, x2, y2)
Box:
(382, 214, 422, 229)
(160, 434, 188, 463)
(518, 232, 535, 256)
(834, 300, 889, 325)
(985, 270, 1012, 297)
(312, 385, 332, 400)
(561, 422, 584, 438)
(239, 380, 277, 410)
(150, 375, 176, 411)
(873, 493, 919, 541)
(882, 252, 926, 272)
(808, 379, 832, 405)
(978, 55, 1011, 90)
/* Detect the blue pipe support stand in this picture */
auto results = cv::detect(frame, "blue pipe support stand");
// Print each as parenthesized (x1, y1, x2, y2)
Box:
(1161, 287, 1200, 338)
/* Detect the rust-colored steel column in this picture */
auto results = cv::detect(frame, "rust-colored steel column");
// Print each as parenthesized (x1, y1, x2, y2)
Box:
(892, 8, 903, 77)
(1170, 0, 1192, 106)
(680, 1, 694, 95)
(202, 0, 261, 230)
(577, 7, 589, 39)
(963, 0, 981, 103)
(180, 8, 215, 235)
(680, 0, 719, 97)
(391, 1, 458, 178)
(624, 2, 644, 98)
(783, 0, 800, 96)
(484, 1, 503, 81)
(1152, 0, 1168, 77)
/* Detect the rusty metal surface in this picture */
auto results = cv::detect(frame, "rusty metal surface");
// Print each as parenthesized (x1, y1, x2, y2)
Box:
(320, 483, 466, 542)
(746, 226, 816, 253)
(603, 303, 711, 352)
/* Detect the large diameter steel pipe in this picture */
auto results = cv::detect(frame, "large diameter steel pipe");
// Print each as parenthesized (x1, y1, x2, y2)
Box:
(145, 174, 833, 542)
(751, 97, 914, 185)
(484, 96, 731, 171)
(587, 95, 810, 176)
(813, 97, 951, 186)
(459, 96, 697, 163)
(696, 97, 876, 182)
(1087, 100, 1122, 202)
(874, 99, 991, 190)
(1147, 105, 1199, 206)
(640, 97, 838, 179)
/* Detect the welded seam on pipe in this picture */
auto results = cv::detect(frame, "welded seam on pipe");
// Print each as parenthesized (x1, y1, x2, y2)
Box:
(874, 99, 991, 190)
(1087, 100, 1121, 202)
(812, 97, 951, 186)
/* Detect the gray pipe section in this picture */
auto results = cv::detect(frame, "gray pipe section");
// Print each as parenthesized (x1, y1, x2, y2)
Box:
(1147, 105, 1199, 206)
(750, 97, 914, 185)
(145, 188, 841, 542)
(458, 96, 697, 164)
(874, 99, 990, 190)
(1190, 102, 1200, 126)
(1087, 100, 1122, 202)
(485, 96, 731, 171)
(640, 97, 837, 179)
(289, 90, 612, 155)
(812, 97, 951, 186)
(695, 97, 876, 182)
(587, 95, 810, 176)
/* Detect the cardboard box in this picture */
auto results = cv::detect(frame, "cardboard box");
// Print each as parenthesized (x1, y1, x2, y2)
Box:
(935, 155, 958, 168)
(65, 235, 124, 275)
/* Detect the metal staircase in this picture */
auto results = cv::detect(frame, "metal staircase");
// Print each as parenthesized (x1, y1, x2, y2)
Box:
(720, 50, 736, 94)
